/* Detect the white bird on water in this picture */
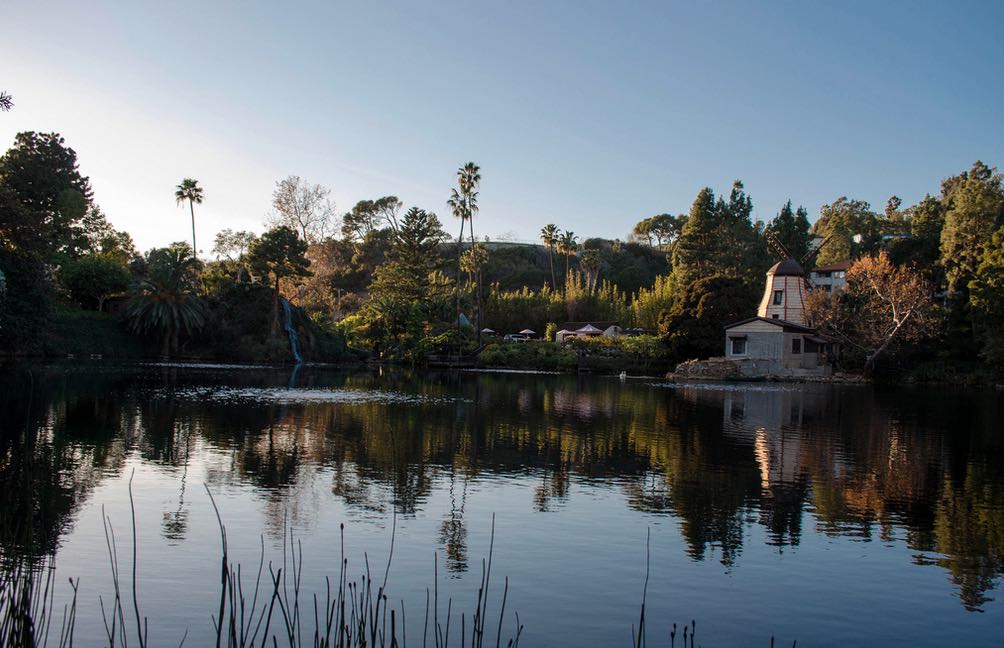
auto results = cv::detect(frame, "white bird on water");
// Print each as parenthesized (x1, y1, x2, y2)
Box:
(619, 371, 627, 380)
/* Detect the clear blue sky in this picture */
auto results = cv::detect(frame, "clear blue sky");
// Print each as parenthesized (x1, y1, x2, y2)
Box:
(4, 0, 1003, 252)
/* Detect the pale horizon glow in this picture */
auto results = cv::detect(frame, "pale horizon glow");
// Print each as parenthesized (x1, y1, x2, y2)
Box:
(4, 1, 1003, 253)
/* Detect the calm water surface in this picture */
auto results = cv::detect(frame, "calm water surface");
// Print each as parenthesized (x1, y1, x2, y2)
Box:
(1, 363, 1002, 646)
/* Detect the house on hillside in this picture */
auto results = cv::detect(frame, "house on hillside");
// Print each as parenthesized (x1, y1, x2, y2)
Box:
(555, 321, 622, 343)
(808, 260, 852, 293)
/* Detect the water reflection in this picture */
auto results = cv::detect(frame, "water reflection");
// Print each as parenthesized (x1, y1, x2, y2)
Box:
(1, 365, 1002, 611)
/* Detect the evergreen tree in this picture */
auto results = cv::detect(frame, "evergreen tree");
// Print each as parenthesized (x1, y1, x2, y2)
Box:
(248, 226, 311, 336)
(671, 187, 720, 291)
(939, 161, 1004, 296)
(765, 200, 811, 261)
(969, 226, 1004, 369)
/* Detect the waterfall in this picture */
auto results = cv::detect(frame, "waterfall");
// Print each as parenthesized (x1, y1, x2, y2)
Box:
(280, 298, 303, 364)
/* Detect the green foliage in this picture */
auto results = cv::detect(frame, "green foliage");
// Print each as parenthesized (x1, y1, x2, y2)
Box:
(567, 334, 673, 373)
(249, 225, 310, 286)
(126, 242, 205, 357)
(939, 161, 1004, 296)
(886, 194, 944, 272)
(765, 200, 811, 261)
(41, 308, 143, 357)
(659, 276, 758, 361)
(672, 182, 767, 293)
(812, 197, 880, 266)
(0, 247, 52, 354)
(60, 254, 130, 310)
(632, 213, 686, 250)
(341, 196, 401, 241)
(563, 275, 632, 324)
(483, 284, 565, 335)
(0, 131, 94, 257)
(632, 274, 674, 329)
(477, 341, 578, 371)
(969, 226, 1004, 369)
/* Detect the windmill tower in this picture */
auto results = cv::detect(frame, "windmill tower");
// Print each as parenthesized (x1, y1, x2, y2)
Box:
(756, 234, 830, 325)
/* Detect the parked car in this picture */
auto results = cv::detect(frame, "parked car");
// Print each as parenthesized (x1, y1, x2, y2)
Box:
(502, 333, 529, 343)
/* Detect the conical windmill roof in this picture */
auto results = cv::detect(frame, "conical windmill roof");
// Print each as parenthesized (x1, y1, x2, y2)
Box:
(767, 258, 805, 276)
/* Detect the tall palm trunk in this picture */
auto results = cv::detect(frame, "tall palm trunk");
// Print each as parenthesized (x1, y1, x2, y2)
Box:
(548, 246, 556, 290)
(455, 217, 465, 341)
(188, 200, 197, 260)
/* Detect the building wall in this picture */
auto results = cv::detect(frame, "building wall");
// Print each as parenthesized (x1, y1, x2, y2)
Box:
(809, 271, 847, 293)
(757, 274, 809, 324)
(726, 323, 822, 369)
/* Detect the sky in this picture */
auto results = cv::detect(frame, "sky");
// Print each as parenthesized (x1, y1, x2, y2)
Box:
(3, 0, 1003, 253)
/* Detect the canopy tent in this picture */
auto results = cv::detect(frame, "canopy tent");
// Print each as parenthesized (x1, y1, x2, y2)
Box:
(481, 328, 496, 334)
(574, 324, 603, 335)
(519, 329, 537, 336)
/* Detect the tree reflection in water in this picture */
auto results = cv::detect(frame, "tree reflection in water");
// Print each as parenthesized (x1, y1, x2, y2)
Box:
(1, 365, 1002, 611)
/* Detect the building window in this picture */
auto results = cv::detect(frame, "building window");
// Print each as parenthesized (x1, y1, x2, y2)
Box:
(730, 337, 747, 355)
(772, 314, 780, 319)
(834, 270, 845, 279)
(792, 338, 802, 354)
(773, 290, 784, 305)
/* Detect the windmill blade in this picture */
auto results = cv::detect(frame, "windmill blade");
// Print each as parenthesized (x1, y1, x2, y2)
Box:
(765, 231, 791, 260)
(800, 235, 833, 266)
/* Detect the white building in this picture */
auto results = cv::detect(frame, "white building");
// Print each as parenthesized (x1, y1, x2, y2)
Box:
(808, 260, 852, 293)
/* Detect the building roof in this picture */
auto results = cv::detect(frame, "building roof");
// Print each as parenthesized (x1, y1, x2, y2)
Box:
(724, 316, 818, 334)
(559, 321, 620, 331)
(767, 258, 805, 276)
(811, 259, 853, 273)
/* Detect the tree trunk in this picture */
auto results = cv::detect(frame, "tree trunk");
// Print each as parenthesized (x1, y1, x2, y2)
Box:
(189, 200, 197, 260)
(548, 248, 556, 290)
(271, 276, 280, 337)
(455, 218, 465, 345)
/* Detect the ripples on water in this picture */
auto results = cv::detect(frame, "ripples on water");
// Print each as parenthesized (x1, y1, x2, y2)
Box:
(1, 363, 1002, 647)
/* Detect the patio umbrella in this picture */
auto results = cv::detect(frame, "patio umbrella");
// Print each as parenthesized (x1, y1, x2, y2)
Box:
(519, 329, 536, 336)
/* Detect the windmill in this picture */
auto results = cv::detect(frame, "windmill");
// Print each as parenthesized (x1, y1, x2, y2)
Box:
(756, 233, 832, 325)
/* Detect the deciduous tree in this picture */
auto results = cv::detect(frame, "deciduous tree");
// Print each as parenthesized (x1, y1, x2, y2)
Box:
(806, 252, 939, 375)
(60, 254, 130, 311)
(269, 175, 336, 244)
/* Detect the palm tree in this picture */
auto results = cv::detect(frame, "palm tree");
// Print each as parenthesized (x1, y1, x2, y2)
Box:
(540, 223, 559, 289)
(127, 243, 204, 357)
(175, 178, 204, 260)
(559, 230, 578, 289)
(447, 162, 482, 339)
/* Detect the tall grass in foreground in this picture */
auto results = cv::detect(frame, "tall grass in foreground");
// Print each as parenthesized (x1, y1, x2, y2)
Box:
(0, 552, 78, 648)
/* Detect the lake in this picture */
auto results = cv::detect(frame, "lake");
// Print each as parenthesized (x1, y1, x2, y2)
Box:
(1, 363, 1002, 646)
